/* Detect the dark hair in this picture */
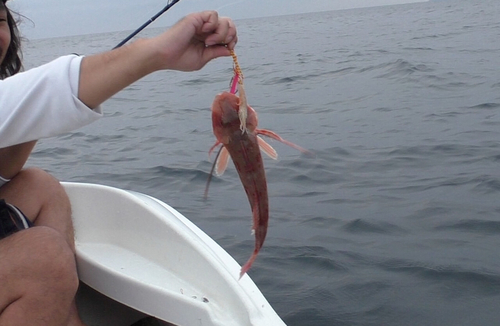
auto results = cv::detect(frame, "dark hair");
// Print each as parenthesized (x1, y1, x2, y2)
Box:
(0, 2, 22, 79)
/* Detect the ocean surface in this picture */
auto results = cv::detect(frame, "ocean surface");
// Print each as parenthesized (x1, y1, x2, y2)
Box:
(22, 0, 500, 325)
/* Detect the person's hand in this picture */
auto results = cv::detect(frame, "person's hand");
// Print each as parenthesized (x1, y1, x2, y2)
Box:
(151, 11, 238, 72)
(79, 11, 237, 108)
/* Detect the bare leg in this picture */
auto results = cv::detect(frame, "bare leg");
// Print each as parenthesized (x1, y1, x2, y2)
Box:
(0, 168, 85, 326)
(0, 227, 79, 326)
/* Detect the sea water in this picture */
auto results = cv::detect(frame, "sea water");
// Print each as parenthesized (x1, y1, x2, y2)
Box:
(23, 0, 500, 324)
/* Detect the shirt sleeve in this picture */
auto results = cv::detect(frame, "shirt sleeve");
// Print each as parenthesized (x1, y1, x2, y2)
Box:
(0, 55, 103, 148)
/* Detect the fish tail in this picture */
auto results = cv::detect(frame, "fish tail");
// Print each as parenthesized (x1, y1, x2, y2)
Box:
(239, 249, 259, 279)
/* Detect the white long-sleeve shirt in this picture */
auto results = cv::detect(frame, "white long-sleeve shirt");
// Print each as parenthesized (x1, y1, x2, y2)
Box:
(0, 55, 103, 149)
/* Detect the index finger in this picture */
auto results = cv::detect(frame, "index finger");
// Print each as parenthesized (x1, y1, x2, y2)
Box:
(205, 17, 237, 49)
(200, 11, 220, 33)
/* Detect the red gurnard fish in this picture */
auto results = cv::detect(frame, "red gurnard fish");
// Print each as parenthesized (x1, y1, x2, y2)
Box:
(207, 91, 308, 278)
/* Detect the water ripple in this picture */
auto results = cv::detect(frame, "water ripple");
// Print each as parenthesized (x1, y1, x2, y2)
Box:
(379, 259, 500, 297)
(342, 218, 407, 235)
(435, 219, 500, 235)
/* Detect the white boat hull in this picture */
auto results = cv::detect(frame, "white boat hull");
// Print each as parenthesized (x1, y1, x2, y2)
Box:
(64, 182, 286, 326)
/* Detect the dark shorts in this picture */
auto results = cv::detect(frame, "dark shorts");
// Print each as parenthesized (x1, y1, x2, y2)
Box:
(0, 199, 33, 240)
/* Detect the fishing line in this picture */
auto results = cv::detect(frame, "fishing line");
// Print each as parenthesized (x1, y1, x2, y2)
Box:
(216, 0, 247, 12)
(113, 0, 182, 49)
(204, 146, 223, 200)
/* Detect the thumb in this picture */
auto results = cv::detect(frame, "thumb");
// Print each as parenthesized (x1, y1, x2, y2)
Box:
(202, 45, 232, 63)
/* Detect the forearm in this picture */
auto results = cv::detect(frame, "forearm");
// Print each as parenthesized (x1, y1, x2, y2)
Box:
(77, 12, 236, 109)
(78, 38, 161, 109)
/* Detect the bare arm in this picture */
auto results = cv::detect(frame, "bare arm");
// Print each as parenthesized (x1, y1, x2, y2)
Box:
(78, 11, 237, 109)
(0, 11, 236, 177)
(0, 141, 36, 179)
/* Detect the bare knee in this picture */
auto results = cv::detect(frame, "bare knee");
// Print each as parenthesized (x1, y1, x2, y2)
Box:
(0, 227, 79, 324)
(6, 227, 80, 299)
(3, 167, 72, 228)
(16, 167, 68, 202)
(27, 227, 79, 294)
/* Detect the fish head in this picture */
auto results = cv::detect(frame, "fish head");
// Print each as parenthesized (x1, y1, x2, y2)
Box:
(211, 92, 258, 143)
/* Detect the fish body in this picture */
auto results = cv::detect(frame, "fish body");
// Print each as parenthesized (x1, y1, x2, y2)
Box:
(209, 92, 308, 278)
(210, 92, 268, 278)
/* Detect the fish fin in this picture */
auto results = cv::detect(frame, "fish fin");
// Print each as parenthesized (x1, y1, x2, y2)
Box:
(257, 128, 312, 155)
(215, 147, 230, 176)
(204, 146, 223, 200)
(257, 136, 278, 160)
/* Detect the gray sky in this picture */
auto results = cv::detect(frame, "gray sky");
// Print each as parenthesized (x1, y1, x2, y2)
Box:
(10, 0, 428, 39)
